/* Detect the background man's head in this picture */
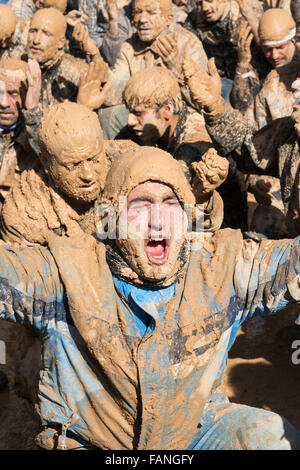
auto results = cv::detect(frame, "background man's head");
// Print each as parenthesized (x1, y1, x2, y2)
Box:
(195, 0, 227, 23)
(26, 8, 67, 66)
(123, 67, 182, 145)
(35, 0, 67, 14)
(259, 8, 296, 68)
(133, 0, 173, 43)
(100, 146, 195, 283)
(38, 101, 108, 206)
(0, 58, 28, 127)
(0, 5, 17, 50)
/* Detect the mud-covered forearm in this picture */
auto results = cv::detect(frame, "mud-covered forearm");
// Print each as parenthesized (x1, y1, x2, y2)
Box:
(230, 69, 261, 114)
(23, 105, 43, 156)
(204, 104, 253, 156)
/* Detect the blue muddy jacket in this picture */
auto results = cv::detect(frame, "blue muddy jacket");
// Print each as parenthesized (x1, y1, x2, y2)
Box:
(0, 228, 299, 449)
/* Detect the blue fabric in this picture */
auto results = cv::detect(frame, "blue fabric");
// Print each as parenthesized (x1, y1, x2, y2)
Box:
(0, 234, 299, 448)
(187, 401, 300, 450)
(113, 277, 176, 336)
(221, 77, 233, 105)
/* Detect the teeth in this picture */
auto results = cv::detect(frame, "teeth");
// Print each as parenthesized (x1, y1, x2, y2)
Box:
(153, 252, 165, 259)
(150, 238, 164, 241)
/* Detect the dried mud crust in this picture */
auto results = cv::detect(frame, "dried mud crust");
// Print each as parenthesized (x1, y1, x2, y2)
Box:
(0, 303, 299, 450)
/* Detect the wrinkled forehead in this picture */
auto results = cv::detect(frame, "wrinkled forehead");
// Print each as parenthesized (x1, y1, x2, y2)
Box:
(128, 181, 177, 202)
(133, 0, 161, 12)
(0, 73, 23, 91)
(30, 12, 63, 35)
(53, 137, 104, 165)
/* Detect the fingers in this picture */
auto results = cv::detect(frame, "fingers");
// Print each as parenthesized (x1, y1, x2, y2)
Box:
(183, 57, 201, 79)
(207, 57, 219, 79)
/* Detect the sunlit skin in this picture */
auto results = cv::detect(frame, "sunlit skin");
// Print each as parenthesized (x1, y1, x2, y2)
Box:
(133, 0, 171, 43)
(127, 105, 178, 146)
(46, 140, 104, 209)
(116, 181, 187, 281)
(195, 0, 226, 23)
(0, 74, 25, 127)
(26, 12, 65, 64)
(262, 40, 295, 68)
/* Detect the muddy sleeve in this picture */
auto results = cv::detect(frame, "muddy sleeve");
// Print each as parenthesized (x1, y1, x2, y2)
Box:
(230, 67, 261, 115)
(204, 106, 284, 174)
(0, 244, 63, 331)
(23, 106, 43, 156)
(103, 43, 131, 106)
(100, 11, 134, 68)
(235, 236, 300, 322)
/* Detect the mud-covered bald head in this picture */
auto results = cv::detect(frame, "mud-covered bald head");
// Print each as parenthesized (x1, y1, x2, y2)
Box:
(27, 8, 67, 65)
(0, 5, 17, 49)
(38, 102, 108, 206)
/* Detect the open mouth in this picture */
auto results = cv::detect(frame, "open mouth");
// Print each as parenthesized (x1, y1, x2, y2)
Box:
(145, 238, 169, 264)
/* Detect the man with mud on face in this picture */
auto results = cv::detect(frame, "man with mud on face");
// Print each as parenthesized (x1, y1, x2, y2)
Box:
(0, 57, 39, 210)
(0, 4, 30, 61)
(0, 145, 300, 449)
(24, 7, 109, 109)
(120, 66, 248, 231)
(0, 100, 138, 246)
(0, 100, 138, 413)
(98, 0, 209, 139)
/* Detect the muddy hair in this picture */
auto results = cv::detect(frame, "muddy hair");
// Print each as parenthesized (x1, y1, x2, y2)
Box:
(123, 67, 183, 115)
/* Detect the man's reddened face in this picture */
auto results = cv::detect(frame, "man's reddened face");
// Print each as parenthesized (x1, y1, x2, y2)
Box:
(196, 0, 226, 22)
(0, 74, 24, 126)
(127, 106, 170, 145)
(133, 0, 169, 43)
(116, 181, 187, 282)
(262, 40, 294, 68)
(46, 139, 104, 205)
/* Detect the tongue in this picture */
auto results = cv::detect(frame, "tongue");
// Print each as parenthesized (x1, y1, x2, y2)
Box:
(146, 241, 165, 257)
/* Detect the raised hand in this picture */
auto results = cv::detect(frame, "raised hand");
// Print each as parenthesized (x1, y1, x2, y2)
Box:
(237, 21, 254, 70)
(77, 61, 111, 110)
(155, 32, 180, 74)
(191, 148, 229, 203)
(65, 9, 88, 27)
(183, 56, 224, 117)
(25, 59, 42, 110)
(73, 23, 99, 58)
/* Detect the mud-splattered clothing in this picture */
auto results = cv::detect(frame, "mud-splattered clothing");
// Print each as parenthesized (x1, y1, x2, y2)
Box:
(117, 104, 212, 168)
(250, 60, 298, 129)
(7, 0, 35, 19)
(0, 119, 37, 210)
(21, 53, 88, 109)
(184, 0, 263, 80)
(204, 105, 300, 236)
(0, 19, 29, 61)
(104, 22, 208, 107)
(0, 229, 299, 449)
